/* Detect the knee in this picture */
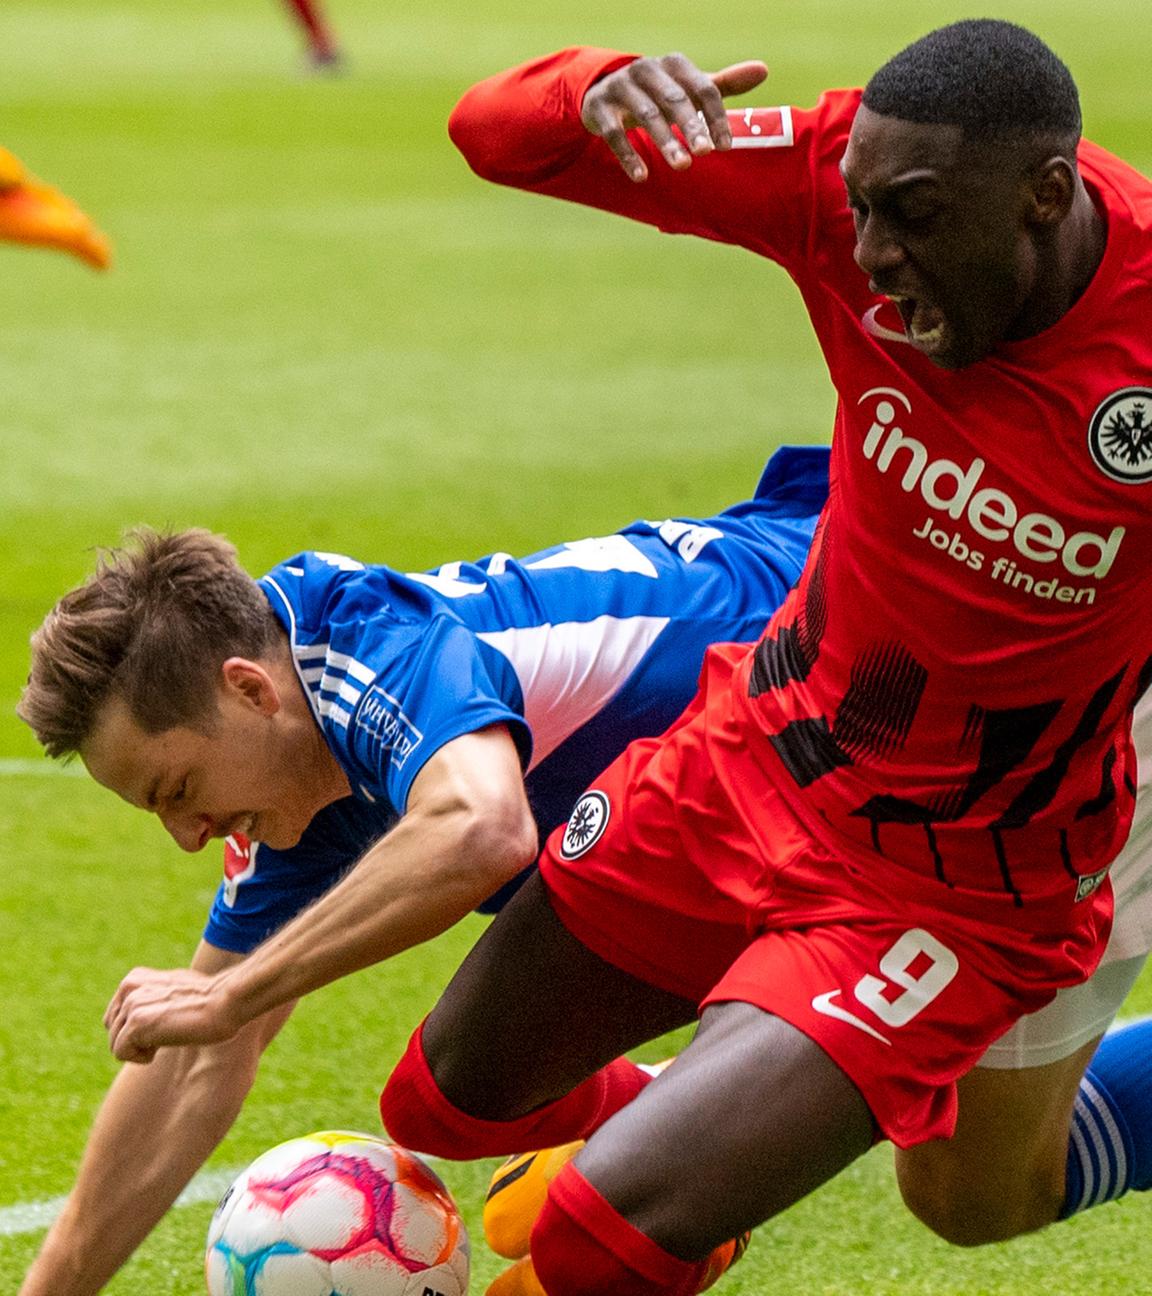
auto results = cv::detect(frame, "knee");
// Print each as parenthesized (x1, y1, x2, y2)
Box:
(382, 1015, 494, 1117)
(897, 1171, 994, 1246)
(378, 1023, 491, 1157)
(378, 1029, 447, 1155)
(419, 1002, 559, 1122)
(379, 1022, 535, 1160)
(896, 1157, 1057, 1247)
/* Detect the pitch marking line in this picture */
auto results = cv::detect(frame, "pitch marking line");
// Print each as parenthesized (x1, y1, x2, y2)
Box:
(0, 1168, 238, 1237)
(0, 759, 84, 778)
(0, 1154, 450, 1238)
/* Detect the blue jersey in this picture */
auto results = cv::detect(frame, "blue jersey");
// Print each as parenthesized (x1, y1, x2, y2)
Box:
(204, 446, 828, 952)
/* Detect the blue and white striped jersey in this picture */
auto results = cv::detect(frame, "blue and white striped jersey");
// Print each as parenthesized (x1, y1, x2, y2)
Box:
(204, 446, 828, 952)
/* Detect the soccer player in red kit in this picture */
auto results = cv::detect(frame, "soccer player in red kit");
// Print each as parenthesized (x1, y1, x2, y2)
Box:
(437, 25, 1152, 1278)
(107, 21, 1152, 1296)
(279, 0, 342, 70)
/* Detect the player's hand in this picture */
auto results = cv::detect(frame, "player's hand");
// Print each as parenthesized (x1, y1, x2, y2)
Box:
(580, 53, 768, 182)
(103, 966, 243, 1063)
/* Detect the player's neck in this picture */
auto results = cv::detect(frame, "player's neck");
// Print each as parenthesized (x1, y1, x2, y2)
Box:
(1021, 186, 1107, 339)
(271, 646, 353, 809)
(309, 725, 353, 808)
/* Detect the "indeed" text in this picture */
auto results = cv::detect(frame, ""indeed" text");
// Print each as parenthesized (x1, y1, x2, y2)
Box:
(861, 392, 1124, 580)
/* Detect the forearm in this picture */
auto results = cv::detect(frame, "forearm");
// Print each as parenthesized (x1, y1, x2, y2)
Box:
(105, 729, 539, 1061)
(19, 1039, 260, 1296)
(449, 46, 636, 187)
(449, 46, 810, 256)
(224, 792, 536, 1021)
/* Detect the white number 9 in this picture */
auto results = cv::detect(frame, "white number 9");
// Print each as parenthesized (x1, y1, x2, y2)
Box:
(853, 928, 958, 1028)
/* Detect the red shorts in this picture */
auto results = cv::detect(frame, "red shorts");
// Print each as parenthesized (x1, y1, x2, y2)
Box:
(539, 644, 1111, 1148)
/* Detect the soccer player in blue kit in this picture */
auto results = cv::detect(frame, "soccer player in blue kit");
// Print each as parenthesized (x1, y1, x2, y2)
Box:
(16, 447, 824, 1296)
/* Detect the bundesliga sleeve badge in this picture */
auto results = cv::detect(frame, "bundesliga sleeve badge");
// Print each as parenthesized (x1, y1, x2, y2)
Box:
(724, 105, 795, 149)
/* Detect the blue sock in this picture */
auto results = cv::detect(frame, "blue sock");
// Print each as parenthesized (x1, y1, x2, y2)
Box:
(1062, 1016, 1152, 1216)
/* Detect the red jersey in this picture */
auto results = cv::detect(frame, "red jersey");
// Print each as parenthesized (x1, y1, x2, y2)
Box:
(451, 49, 1152, 921)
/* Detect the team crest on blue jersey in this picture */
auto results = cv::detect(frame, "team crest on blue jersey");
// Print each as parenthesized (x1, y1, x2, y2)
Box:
(1088, 388, 1152, 483)
(222, 833, 257, 908)
(560, 791, 610, 859)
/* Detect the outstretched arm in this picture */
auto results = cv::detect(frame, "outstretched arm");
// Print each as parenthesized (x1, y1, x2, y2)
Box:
(18, 942, 293, 1296)
(104, 725, 539, 1062)
(450, 48, 766, 188)
(448, 48, 816, 254)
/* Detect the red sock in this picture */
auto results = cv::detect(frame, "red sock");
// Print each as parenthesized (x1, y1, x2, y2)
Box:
(280, 0, 339, 58)
(380, 1021, 652, 1159)
(531, 1162, 711, 1296)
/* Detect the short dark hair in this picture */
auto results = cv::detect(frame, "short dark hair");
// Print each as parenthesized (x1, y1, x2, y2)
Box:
(862, 20, 1081, 143)
(18, 528, 283, 759)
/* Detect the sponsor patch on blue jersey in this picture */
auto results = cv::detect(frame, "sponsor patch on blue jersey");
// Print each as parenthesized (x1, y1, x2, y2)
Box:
(358, 685, 424, 770)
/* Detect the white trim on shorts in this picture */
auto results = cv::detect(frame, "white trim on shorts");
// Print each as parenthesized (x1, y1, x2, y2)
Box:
(980, 693, 1152, 1070)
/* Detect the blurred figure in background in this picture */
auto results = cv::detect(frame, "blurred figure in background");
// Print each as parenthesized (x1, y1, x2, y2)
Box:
(279, 0, 343, 71)
(0, 148, 110, 269)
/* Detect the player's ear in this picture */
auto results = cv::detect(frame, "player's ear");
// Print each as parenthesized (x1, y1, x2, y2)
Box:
(1027, 156, 1076, 227)
(220, 657, 281, 715)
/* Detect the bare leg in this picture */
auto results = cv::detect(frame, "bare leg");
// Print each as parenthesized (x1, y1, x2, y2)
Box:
(423, 875, 874, 1260)
(421, 871, 699, 1120)
(576, 1002, 876, 1259)
(894, 1035, 1100, 1245)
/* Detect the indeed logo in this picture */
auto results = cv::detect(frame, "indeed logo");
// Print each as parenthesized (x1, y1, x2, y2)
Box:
(859, 388, 1124, 580)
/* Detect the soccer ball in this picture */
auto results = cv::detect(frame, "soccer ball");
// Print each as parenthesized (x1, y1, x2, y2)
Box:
(205, 1130, 470, 1296)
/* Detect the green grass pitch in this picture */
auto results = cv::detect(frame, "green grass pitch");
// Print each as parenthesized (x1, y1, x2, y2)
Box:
(1, 0, 1150, 1291)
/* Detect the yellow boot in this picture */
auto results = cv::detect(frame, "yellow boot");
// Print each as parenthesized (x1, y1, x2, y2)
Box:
(484, 1141, 585, 1260)
(486, 1255, 549, 1296)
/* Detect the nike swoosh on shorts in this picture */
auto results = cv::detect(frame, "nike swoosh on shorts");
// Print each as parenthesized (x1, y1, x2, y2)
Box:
(810, 990, 892, 1046)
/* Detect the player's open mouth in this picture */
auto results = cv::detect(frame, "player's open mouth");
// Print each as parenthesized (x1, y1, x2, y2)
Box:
(887, 294, 948, 355)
